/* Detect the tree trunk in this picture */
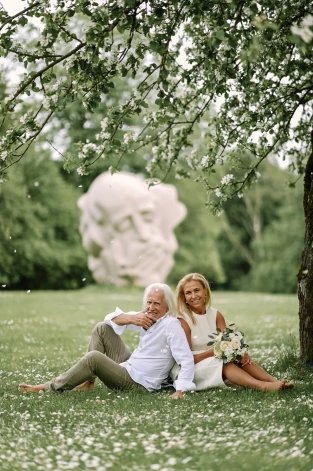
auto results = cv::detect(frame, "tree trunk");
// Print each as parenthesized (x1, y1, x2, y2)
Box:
(298, 130, 313, 365)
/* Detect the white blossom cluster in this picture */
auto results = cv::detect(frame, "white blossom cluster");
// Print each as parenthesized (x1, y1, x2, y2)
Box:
(214, 188, 228, 202)
(0, 123, 36, 166)
(185, 150, 201, 170)
(123, 130, 138, 144)
(0, 136, 9, 159)
(221, 173, 234, 185)
(42, 94, 58, 110)
(95, 118, 111, 141)
(100, 118, 108, 131)
(145, 108, 176, 130)
(201, 155, 210, 168)
(41, 81, 65, 110)
(19, 113, 31, 125)
(146, 138, 177, 175)
(212, 174, 235, 202)
(143, 115, 152, 125)
(113, 0, 125, 6)
(76, 102, 142, 175)
(78, 142, 97, 159)
(214, 70, 223, 82)
(1, 151, 8, 161)
(291, 14, 313, 43)
(65, 55, 77, 72)
(145, 157, 157, 174)
(39, 33, 54, 48)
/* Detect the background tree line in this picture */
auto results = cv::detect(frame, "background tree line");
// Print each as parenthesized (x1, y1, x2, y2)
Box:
(0, 73, 303, 293)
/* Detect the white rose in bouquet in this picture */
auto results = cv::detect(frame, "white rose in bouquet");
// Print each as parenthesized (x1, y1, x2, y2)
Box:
(220, 341, 231, 351)
(231, 337, 241, 350)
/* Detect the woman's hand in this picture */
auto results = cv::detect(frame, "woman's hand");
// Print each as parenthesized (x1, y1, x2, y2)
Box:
(240, 353, 252, 367)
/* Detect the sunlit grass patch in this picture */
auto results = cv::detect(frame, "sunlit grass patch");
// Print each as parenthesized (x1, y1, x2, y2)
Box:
(0, 287, 313, 471)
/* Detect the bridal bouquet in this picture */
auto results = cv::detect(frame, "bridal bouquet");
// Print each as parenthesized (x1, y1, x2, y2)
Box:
(207, 323, 249, 364)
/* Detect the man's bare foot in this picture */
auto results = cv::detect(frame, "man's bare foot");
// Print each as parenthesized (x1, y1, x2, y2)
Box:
(260, 380, 286, 391)
(73, 381, 95, 391)
(283, 381, 294, 389)
(18, 383, 47, 393)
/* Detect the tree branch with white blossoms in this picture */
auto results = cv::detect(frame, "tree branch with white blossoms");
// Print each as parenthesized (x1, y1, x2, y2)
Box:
(1, 0, 313, 208)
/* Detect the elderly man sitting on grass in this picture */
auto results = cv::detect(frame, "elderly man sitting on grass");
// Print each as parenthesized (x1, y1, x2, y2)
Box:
(19, 283, 195, 399)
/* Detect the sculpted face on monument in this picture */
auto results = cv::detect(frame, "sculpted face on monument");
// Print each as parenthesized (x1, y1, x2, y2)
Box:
(77, 172, 186, 286)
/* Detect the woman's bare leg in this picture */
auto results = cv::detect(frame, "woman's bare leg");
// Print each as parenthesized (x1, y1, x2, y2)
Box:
(241, 362, 277, 382)
(242, 362, 294, 387)
(223, 363, 285, 391)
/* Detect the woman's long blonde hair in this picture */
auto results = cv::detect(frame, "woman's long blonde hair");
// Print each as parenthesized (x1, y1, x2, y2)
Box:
(176, 273, 212, 325)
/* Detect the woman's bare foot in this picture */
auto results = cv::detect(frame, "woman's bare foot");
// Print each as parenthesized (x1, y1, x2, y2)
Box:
(260, 380, 286, 391)
(73, 381, 95, 391)
(18, 383, 47, 393)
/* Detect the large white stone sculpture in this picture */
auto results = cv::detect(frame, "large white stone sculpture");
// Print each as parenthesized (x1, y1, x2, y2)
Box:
(77, 172, 186, 286)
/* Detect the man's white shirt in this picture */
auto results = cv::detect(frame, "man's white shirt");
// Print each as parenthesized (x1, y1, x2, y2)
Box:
(104, 308, 196, 392)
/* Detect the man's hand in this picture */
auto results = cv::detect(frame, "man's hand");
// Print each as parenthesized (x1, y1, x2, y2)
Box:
(240, 353, 252, 367)
(111, 311, 156, 329)
(132, 311, 156, 330)
(169, 390, 184, 399)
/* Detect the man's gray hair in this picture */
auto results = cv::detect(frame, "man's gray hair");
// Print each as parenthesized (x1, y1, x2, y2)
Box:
(143, 283, 177, 317)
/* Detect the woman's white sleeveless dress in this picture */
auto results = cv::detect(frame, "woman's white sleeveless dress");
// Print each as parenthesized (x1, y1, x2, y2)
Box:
(171, 307, 225, 391)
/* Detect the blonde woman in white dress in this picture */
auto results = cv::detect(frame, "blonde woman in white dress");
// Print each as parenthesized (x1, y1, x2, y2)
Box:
(173, 273, 293, 392)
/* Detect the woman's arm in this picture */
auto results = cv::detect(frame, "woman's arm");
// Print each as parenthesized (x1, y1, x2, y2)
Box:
(193, 349, 214, 364)
(178, 318, 214, 365)
(216, 311, 227, 331)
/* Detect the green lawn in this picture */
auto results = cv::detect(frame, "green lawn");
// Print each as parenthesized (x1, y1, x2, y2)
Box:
(1, 286, 312, 471)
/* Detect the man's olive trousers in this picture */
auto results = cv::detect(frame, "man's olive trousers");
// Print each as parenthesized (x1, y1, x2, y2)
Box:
(46, 323, 144, 392)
